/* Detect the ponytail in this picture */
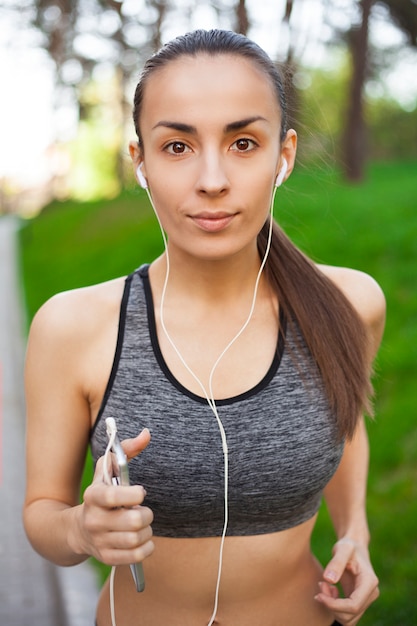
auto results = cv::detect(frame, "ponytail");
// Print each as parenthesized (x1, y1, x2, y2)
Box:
(258, 219, 373, 440)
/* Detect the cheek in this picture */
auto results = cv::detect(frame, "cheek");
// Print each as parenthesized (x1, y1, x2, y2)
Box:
(236, 154, 277, 196)
(245, 172, 276, 219)
(147, 183, 184, 229)
(149, 160, 189, 200)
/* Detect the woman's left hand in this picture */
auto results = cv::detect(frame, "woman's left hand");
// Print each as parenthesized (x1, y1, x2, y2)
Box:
(314, 537, 380, 625)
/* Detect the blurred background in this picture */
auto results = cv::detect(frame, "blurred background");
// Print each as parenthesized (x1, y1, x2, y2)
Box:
(1, 0, 416, 211)
(0, 1, 416, 624)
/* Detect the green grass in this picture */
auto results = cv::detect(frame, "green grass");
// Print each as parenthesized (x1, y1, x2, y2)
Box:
(19, 188, 164, 320)
(18, 161, 417, 623)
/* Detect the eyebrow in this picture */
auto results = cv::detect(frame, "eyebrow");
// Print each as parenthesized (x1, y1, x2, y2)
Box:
(224, 116, 267, 132)
(152, 116, 267, 134)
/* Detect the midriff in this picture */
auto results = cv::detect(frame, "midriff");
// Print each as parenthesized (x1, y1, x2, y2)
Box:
(96, 514, 335, 626)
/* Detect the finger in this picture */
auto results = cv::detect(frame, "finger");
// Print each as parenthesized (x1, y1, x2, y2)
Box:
(122, 428, 151, 460)
(316, 581, 339, 599)
(340, 574, 380, 610)
(98, 536, 155, 566)
(84, 477, 148, 511)
(314, 593, 358, 624)
(107, 504, 154, 531)
(323, 538, 356, 584)
(92, 455, 117, 486)
(100, 484, 149, 510)
(102, 524, 154, 551)
(87, 501, 153, 530)
(315, 586, 379, 624)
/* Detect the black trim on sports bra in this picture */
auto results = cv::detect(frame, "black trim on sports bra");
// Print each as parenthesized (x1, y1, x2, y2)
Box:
(138, 264, 286, 406)
(90, 273, 133, 438)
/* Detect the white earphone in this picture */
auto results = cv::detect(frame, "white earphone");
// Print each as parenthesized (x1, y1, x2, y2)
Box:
(136, 164, 148, 189)
(275, 158, 288, 187)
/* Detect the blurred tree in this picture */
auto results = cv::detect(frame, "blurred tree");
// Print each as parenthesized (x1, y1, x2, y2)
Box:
(1, 0, 416, 197)
(368, 98, 417, 160)
(343, 0, 373, 182)
(34, 0, 76, 67)
(235, 0, 249, 35)
(295, 64, 348, 165)
(15, 0, 257, 195)
(296, 59, 417, 165)
(279, 0, 300, 132)
(340, 0, 417, 181)
(29, 0, 172, 188)
(382, 0, 417, 45)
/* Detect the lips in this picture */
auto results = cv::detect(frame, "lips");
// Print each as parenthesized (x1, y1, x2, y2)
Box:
(190, 211, 236, 233)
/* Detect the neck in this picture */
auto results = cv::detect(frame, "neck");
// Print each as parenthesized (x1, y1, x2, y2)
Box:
(150, 242, 269, 306)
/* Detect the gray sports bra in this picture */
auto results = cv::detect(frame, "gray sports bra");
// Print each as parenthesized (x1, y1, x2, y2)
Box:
(90, 265, 344, 537)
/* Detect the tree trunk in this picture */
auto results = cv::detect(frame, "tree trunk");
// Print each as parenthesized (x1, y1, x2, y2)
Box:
(343, 0, 373, 182)
(150, 1, 168, 52)
(235, 0, 249, 35)
(281, 0, 299, 135)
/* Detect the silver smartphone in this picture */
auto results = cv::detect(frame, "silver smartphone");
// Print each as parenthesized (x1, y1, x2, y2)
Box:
(106, 420, 146, 592)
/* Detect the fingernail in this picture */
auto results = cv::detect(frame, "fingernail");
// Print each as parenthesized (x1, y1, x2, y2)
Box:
(325, 570, 338, 583)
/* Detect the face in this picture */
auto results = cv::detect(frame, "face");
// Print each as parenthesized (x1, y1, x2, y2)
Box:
(130, 54, 296, 263)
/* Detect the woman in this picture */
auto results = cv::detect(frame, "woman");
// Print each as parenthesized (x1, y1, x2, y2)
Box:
(24, 29, 384, 626)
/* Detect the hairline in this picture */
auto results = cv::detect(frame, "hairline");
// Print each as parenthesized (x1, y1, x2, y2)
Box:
(136, 50, 285, 149)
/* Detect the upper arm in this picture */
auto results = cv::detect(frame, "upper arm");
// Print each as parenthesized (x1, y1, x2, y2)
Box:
(24, 292, 93, 509)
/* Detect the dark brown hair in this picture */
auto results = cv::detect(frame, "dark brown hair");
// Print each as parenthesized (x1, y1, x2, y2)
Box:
(132, 29, 373, 439)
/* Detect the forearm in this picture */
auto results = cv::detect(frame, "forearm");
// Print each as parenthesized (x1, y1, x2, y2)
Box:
(23, 499, 89, 567)
(324, 417, 371, 545)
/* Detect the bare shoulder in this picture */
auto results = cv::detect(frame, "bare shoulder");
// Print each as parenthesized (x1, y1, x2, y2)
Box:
(318, 265, 386, 355)
(26, 276, 127, 401)
(29, 276, 126, 342)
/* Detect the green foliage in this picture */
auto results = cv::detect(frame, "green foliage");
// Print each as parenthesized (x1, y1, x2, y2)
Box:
(19, 187, 164, 323)
(67, 74, 126, 200)
(294, 62, 349, 165)
(368, 98, 417, 160)
(67, 119, 120, 200)
(18, 160, 417, 620)
(279, 160, 417, 625)
(294, 63, 417, 166)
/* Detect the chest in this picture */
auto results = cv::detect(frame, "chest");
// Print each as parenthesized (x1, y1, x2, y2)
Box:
(154, 302, 279, 400)
(91, 342, 343, 537)
(90, 272, 344, 537)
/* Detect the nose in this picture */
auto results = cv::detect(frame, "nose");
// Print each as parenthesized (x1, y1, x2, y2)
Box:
(196, 152, 230, 196)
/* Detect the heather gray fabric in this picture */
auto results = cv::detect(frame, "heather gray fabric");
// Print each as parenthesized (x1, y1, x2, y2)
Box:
(90, 265, 344, 537)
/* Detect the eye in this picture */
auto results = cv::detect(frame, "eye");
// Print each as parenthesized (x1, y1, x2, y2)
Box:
(231, 138, 258, 152)
(165, 142, 191, 155)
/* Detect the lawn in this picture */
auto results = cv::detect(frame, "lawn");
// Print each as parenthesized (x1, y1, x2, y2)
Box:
(18, 160, 417, 624)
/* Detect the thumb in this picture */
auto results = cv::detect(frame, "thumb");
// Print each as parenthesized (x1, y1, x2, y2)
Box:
(122, 427, 151, 461)
(324, 537, 356, 584)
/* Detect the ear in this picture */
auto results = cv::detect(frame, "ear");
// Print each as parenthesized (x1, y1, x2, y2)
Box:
(129, 140, 148, 188)
(275, 159, 288, 187)
(275, 129, 297, 185)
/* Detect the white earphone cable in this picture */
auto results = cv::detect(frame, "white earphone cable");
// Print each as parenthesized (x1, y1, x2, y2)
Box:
(106, 181, 277, 625)
(103, 423, 118, 626)
(144, 184, 277, 626)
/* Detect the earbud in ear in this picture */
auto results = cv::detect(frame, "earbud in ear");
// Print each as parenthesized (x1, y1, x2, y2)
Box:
(136, 164, 148, 189)
(275, 158, 288, 187)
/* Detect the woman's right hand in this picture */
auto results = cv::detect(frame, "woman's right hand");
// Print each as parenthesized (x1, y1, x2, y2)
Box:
(71, 428, 154, 566)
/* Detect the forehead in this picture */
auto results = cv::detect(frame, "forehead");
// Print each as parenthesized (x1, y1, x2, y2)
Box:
(140, 54, 281, 131)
